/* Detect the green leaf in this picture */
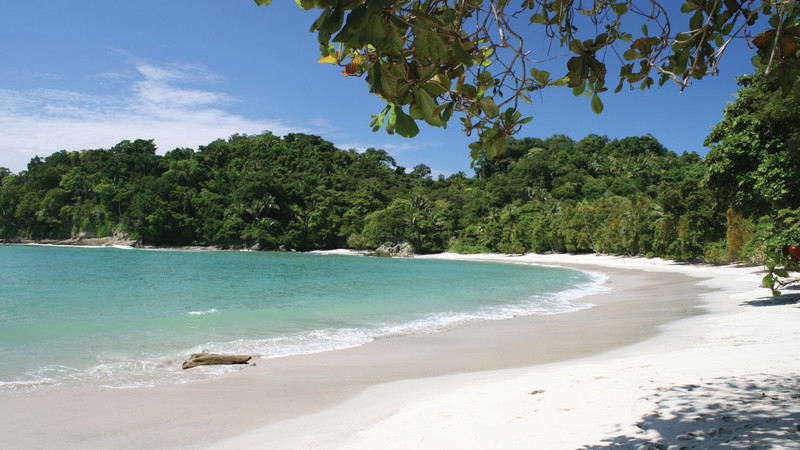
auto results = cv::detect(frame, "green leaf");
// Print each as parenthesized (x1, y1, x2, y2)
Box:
(623, 49, 640, 61)
(612, 3, 628, 15)
(689, 11, 704, 31)
(453, 40, 474, 67)
(426, 73, 452, 97)
(385, 105, 398, 132)
(414, 27, 448, 63)
(518, 116, 533, 125)
(413, 89, 443, 127)
(723, 0, 741, 13)
(441, 102, 454, 124)
(393, 106, 420, 138)
(530, 68, 550, 85)
(681, 1, 699, 13)
(332, 6, 368, 47)
(408, 102, 424, 120)
(572, 79, 586, 96)
(591, 93, 604, 114)
(775, 269, 790, 278)
(253, 0, 272, 5)
(551, 77, 569, 87)
(313, 7, 343, 43)
(751, 54, 767, 69)
(485, 142, 497, 160)
(370, 105, 391, 132)
(469, 143, 480, 162)
(480, 97, 500, 119)
(530, 13, 546, 24)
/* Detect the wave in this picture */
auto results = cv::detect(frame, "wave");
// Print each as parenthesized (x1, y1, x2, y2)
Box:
(188, 308, 219, 316)
(21, 243, 135, 250)
(1, 268, 607, 394)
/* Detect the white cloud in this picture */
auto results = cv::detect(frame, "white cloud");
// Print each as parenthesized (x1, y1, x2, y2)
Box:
(31, 72, 61, 81)
(0, 63, 301, 173)
(332, 138, 455, 176)
(0, 60, 459, 175)
(334, 139, 423, 155)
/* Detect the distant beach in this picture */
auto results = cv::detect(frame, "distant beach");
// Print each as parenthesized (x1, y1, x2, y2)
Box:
(3, 252, 799, 449)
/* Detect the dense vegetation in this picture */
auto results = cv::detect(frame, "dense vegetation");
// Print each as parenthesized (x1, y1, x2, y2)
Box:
(0, 72, 798, 264)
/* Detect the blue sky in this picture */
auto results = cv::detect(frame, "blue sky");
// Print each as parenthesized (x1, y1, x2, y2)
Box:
(1, 1, 758, 176)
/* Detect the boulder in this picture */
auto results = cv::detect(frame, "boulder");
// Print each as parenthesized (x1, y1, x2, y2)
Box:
(367, 242, 415, 257)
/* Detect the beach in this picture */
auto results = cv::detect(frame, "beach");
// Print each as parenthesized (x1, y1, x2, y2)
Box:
(4, 253, 800, 448)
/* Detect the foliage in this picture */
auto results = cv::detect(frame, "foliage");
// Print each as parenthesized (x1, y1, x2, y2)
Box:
(255, 0, 800, 161)
(762, 245, 800, 296)
(705, 69, 800, 293)
(0, 130, 722, 257)
(705, 71, 800, 217)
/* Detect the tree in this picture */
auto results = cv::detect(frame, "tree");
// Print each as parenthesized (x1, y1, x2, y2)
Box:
(704, 69, 800, 294)
(411, 163, 432, 178)
(705, 71, 800, 217)
(255, 0, 800, 160)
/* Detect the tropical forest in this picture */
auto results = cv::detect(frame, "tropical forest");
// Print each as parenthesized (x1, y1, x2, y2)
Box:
(0, 72, 798, 267)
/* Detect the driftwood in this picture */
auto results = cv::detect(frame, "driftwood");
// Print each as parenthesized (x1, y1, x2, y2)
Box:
(181, 352, 252, 370)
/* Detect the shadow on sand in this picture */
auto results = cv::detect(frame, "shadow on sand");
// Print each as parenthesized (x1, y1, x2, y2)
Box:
(742, 285, 800, 307)
(578, 374, 800, 449)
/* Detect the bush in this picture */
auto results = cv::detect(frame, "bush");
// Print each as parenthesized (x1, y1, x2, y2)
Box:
(448, 238, 490, 254)
(703, 240, 728, 263)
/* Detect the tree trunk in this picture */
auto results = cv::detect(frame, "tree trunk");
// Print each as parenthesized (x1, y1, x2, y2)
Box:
(181, 353, 252, 370)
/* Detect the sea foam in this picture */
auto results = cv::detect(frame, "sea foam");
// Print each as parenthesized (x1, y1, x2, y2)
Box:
(1, 247, 607, 394)
(188, 308, 219, 316)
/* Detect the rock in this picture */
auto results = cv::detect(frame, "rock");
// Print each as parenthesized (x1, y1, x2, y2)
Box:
(367, 242, 415, 258)
(370, 246, 392, 257)
(394, 242, 414, 257)
(181, 353, 252, 370)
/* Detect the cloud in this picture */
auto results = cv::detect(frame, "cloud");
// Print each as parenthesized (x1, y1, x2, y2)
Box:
(0, 59, 462, 176)
(0, 62, 301, 173)
(31, 72, 61, 81)
(334, 139, 423, 155)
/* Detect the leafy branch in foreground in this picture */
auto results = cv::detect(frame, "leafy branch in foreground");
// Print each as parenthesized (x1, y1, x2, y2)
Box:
(254, 0, 800, 161)
(762, 246, 800, 296)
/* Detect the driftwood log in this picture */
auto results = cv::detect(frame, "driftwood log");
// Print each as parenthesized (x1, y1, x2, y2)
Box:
(181, 352, 252, 370)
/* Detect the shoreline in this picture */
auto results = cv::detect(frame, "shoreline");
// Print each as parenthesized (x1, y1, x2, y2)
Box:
(216, 253, 800, 449)
(0, 252, 766, 448)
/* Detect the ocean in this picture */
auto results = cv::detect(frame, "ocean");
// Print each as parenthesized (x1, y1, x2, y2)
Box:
(0, 244, 603, 392)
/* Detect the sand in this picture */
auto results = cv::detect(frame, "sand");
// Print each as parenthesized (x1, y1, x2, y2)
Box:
(3, 253, 800, 449)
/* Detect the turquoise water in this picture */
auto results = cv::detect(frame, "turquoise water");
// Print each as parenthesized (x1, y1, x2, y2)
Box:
(0, 245, 601, 391)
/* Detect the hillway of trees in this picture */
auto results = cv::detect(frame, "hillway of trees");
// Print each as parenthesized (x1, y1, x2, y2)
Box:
(1, 71, 798, 273)
(1, 131, 714, 257)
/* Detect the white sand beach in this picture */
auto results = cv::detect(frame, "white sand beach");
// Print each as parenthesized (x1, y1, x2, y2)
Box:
(218, 253, 800, 449)
(4, 253, 799, 449)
